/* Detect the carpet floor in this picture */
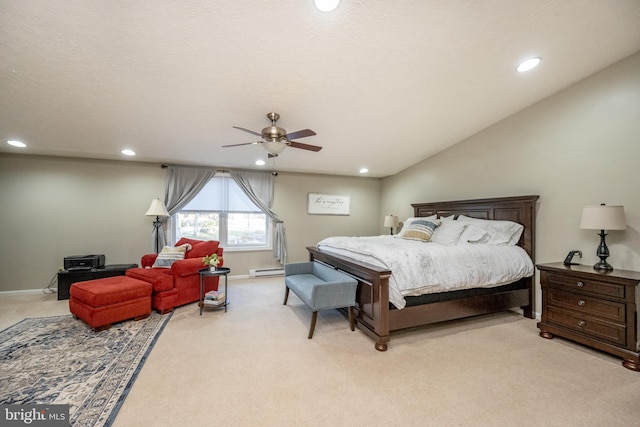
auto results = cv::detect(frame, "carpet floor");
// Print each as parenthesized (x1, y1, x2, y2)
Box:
(1, 277, 639, 426)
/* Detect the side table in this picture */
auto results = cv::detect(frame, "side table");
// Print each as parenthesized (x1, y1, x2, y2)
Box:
(57, 264, 138, 300)
(537, 262, 640, 371)
(198, 267, 230, 315)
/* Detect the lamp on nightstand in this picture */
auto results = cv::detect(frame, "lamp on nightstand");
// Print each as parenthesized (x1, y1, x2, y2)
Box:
(384, 215, 399, 235)
(580, 204, 627, 271)
(145, 198, 170, 253)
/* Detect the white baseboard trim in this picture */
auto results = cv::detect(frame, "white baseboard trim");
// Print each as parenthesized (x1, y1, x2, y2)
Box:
(0, 289, 52, 296)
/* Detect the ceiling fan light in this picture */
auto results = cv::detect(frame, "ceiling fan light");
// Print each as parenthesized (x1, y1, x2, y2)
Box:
(263, 140, 287, 155)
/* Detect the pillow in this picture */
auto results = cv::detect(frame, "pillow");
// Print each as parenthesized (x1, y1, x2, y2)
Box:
(431, 219, 467, 245)
(457, 224, 488, 244)
(188, 240, 220, 258)
(456, 215, 524, 245)
(152, 244, 189, 268)
(400, 219, 440, 242)
(175, 237, 202, 247)
(397, 215, 436, 237)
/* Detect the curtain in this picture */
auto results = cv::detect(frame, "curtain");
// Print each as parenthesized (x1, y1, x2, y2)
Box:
(230, 170, 287, 265)
(159, 165, 217, 247)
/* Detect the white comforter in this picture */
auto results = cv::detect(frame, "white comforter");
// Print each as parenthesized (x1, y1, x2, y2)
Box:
(317, 235, 534, 309)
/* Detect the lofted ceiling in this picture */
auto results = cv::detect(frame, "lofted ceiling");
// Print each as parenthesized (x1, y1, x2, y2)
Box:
(1, 1, 640, 178)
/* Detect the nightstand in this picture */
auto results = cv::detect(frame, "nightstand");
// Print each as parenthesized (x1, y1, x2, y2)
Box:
(537, 262, 640, 371)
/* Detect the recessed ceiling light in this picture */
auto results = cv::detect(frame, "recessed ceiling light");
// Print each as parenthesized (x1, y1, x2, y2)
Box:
(121, 149, 136, 156)
(314, 0, 340, 12)
(255, 159, 266, 166)
(7, 140, 26, 148)
(359, 168, 368, 174)
(516, 57, 541, 72)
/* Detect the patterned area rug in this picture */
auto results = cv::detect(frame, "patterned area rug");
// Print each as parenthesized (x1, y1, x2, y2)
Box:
(0, 312, 172, 426)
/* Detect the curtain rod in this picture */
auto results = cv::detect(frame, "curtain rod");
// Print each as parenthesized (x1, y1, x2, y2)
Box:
(160, 163, 227, 172)
(160, 163, 272, 175)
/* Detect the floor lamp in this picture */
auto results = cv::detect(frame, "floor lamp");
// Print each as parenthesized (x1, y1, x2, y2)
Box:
(145, 199, 169, 253)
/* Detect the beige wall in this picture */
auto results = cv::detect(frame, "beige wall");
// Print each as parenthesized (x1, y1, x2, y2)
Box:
(381, 51, 640, 313)
(0, 156, 165, 292)
(0, 155, 380, 292)
(224, 172, 381, 274)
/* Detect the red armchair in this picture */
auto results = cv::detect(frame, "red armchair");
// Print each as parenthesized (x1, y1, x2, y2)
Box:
(126, 238, 224, 314)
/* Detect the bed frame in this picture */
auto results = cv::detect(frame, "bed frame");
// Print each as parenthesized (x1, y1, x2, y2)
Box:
(307, 195, 539, 351)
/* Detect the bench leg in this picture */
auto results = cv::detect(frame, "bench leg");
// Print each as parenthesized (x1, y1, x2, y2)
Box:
(349, 306, 355, 331)
(308, 311, 318, 339)
(283, 287, 290, 305)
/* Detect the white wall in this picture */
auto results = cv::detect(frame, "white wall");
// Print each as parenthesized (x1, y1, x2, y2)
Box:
(381, 51, 640, 312)
(0, 155, 381, 292)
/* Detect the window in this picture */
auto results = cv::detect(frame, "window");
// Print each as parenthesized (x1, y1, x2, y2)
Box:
(171, 175, 271, 250)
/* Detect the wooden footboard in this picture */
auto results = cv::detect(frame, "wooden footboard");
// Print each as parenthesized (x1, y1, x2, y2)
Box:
(308, 195, 539, 351)
(307, 246, 392, 350)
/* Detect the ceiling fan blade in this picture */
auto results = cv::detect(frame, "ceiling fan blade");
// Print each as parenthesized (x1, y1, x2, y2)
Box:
(222, 141, 260, 148)
(288, 141, 323, 152)
(285, 129, 316, 140)
(232, 126, 262, 137)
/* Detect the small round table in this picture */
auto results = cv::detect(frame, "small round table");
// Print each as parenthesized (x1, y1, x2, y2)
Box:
(198, 267, 230, 315)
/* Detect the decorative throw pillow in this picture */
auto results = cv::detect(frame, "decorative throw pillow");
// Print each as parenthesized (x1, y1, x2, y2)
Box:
(188, 240, 220, 258)
(397, 215, 436, 237)
(152, 244, 190, 268)
(431, 219, 467, 245)
(401, 219, 440, 242)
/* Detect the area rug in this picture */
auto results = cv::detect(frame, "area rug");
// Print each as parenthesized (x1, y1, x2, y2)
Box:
(0, 311, 172, 426)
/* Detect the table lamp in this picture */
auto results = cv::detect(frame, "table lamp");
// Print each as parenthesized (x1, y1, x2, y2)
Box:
(384, 215, 399, 235)
(580, 204, 626, 271)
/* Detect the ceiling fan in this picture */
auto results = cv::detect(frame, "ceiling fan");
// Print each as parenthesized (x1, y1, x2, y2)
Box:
(223, 112, 322, 156)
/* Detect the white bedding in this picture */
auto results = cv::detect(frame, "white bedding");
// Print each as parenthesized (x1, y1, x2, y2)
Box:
(316, 235, 534, 309)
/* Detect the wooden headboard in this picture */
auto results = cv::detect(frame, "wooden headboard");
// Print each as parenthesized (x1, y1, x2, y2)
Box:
(411, 195, 539, 261)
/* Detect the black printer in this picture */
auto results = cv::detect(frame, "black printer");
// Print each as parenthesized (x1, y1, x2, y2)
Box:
(64, 254, 105, 270)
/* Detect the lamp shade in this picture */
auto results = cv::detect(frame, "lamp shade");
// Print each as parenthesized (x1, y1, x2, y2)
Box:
(580, 205, 626, 230)
(384, 215, 399, 228)
(145, 198, 169, 217)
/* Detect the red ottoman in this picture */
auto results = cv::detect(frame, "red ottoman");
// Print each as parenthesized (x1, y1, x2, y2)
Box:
(69, 276, 152, 331)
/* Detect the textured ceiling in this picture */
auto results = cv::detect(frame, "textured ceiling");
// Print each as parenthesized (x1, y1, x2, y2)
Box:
(1, 1, 640, 177)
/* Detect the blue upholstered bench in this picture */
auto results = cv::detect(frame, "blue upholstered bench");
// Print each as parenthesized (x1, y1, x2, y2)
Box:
(284, 261, 358, 339)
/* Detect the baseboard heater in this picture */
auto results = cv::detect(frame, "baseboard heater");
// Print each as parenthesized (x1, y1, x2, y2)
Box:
(249, 267, 285, 277)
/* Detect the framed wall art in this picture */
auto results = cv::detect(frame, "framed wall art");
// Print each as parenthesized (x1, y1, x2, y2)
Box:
(307, 193, 350, 215)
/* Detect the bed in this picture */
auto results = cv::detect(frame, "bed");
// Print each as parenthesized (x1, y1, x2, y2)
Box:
(307, 195, 539, 351)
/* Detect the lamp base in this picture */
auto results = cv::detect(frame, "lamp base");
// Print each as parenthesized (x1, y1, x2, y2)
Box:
(593, 260, 614, 271)
(593, 229, 613, 271)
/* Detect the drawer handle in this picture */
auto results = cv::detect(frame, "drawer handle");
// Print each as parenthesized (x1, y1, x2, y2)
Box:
(576, 281, 584, 288)
(578, 320, 586, 327)
(577, 300, 586, 307)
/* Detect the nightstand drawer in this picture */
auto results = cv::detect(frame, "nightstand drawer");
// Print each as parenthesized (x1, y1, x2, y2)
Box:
(547, 306, 626, 346)
(545, 273, 625, 299)
(548, 289, 626, 322)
